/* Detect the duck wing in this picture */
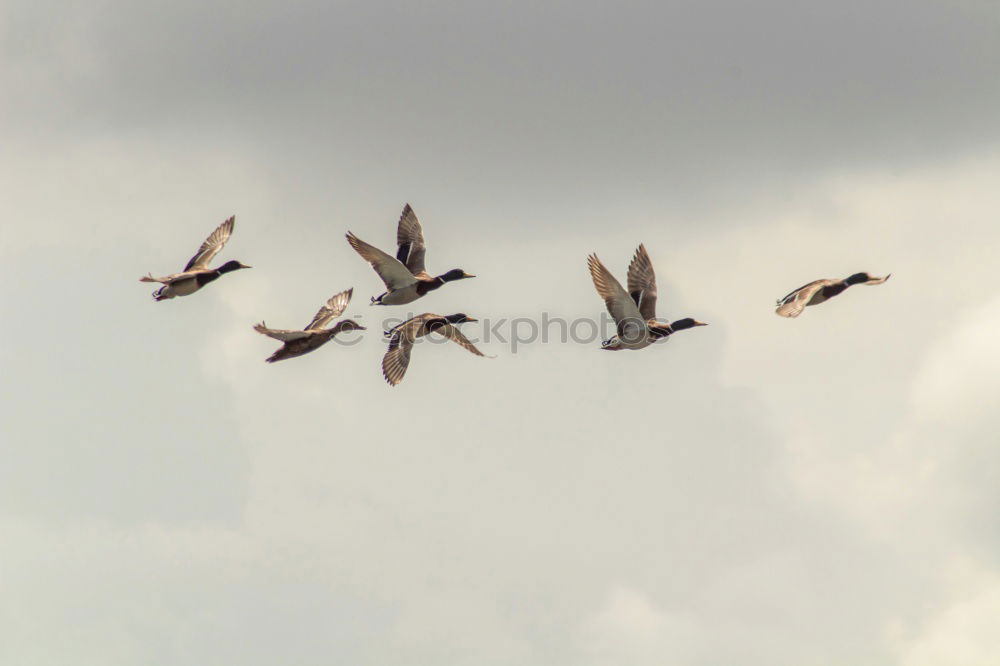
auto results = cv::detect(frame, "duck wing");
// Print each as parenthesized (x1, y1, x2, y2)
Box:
(626, 243, 658, 321)
(346, 232, 418, 289)
(381, 317, 425, 386)
(588, 254, 643, 325)
(381, 338, 414, 386)
(433, 323, 490, 357)
(185, 216, 235, 271)
(395, 204, 427, 277)
(304, 288, 353, 331)
(140, 270, 196, 284)
(253, 322, 312, 341)
(775, 279, 832, 318)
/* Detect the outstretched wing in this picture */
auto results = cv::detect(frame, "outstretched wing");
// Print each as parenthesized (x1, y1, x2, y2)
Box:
(588, 254, 643, 325)
(139, 271, 198, 284)
(433, 323, 490, 358)
(395, 204, 427, 277)
(185, 216, 235, 271)
(304, 288, 353, 331)
(382, 329, 417, 386)
(864, 273, 891, 286)
(253, 322, 311, 341)
(626, 244, 658, 321)
(346, 232, 417, 289)
(775, 279, 829, 318)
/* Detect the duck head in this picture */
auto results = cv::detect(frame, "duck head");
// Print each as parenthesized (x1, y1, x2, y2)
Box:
(337, 319, 367, 333)
(845, 272, 873, 285)
(438, 269, 476, 283)
(850, 272, 891, 286)
(444, 313, 477, 325)
(669, 318, 708, 331)
(218, 260, 252, 274)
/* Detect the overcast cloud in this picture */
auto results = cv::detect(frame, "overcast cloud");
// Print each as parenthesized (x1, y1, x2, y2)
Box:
(3, 1, 1000, 664)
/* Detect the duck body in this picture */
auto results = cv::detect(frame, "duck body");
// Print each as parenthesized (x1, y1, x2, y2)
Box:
(347, 204, 474, 306)
(149, 275, 203, 300)
(588, 245, 707, 352)
(600, 319, 695, 351)
(140, 216, 250, 301)
(145, 260, 249, 301)
(369, 269, 471, 306)
(260, 321, 364, 363)
(254, 288, 365, 363)
(776, 272, 891, 318)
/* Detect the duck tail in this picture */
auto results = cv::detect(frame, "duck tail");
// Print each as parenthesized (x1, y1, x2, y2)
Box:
(265, 348, 295, 363)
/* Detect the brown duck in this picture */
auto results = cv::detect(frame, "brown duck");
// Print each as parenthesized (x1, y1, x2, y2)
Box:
(254, 288, 365, 362)
(381, 313, 489, 385)
(775, 272, 891, 318)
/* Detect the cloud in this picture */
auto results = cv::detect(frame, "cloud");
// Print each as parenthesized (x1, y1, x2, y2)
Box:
(580, 586, 697, 665)
(909, 297, 1000, 424)
(894, 565, 1000, 666)
(4, 2, 1000, 663)
(7, 0, 1000, 218)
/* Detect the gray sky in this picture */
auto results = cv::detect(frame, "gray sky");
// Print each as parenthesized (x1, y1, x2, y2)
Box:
(3, 1, 1000, 664)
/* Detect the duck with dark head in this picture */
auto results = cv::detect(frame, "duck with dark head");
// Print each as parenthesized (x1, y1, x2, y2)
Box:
(140, 215, 251, 301)
(589, 244, 708, 351)
(347, 204, 475, 306)
(381, 312, 490, 386)
(775, 272, 891, 318)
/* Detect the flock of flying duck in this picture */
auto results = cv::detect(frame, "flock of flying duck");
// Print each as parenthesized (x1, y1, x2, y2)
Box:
(140, 205, 891, 385)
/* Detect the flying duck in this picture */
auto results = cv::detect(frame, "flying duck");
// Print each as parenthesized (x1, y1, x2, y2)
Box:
(140, 215, 251, 300)
(775, 272, 891, 317)
(253, 288, 366, 362)
(588, 244, 707, 351)
(381, 313, 489, 385)
(346, 204, 475, 306)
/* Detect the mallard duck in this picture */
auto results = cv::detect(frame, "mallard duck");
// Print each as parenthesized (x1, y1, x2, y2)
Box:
(254, 288, 366, 362)
(775, 272, 891, 317)
(588, 244, 707, 351)
(346, 204, 475, 305)
(381, 313, 490, 385)
(140, 215, 251, 300)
